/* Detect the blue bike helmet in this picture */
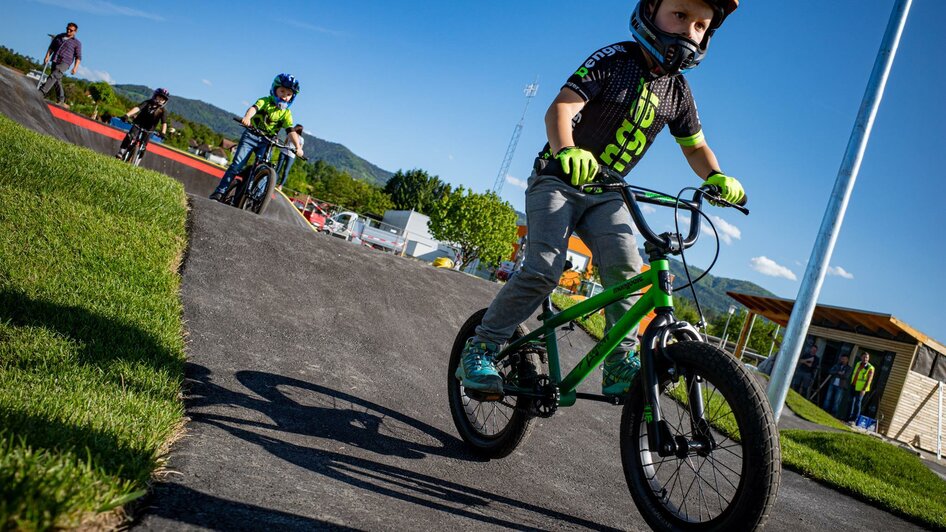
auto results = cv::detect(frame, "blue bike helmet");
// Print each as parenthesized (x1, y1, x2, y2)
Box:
(629, 0, 738, 74)
(270, 73, 301, 109)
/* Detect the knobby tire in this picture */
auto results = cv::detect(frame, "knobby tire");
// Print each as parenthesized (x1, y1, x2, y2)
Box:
(448, 309, 543, 458)
(620, 341, 780, 532)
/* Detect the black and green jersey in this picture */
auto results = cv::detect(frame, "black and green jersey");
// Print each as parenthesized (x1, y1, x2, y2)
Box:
(539, 41, 704, 179)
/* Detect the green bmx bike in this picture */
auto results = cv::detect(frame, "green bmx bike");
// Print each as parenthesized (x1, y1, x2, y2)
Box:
(447, 181, 781, 531)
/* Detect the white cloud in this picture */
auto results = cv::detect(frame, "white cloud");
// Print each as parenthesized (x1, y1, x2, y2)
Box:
(641, 204, 657, 214)
(241, 100, 251, 108)
(750, 256, 797, 281)
(33, 0, 164, 21)
(505, 175, 528, 190)
(201, 79, 213, 87)
(710, 215, 742, 245)
(75, 65, 114, 84)
(448, 154, 454, 161)
(827, 265, 854, 279)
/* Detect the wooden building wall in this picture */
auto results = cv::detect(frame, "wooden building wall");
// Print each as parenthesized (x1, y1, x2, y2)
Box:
(887, 371, 944, 453)
(808, 325, 917, 433)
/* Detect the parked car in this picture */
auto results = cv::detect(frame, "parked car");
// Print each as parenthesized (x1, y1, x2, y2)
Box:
(323, 211, 406, 253)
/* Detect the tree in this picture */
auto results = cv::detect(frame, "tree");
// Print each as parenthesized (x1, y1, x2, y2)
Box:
(87, 82, 114, 106)
(306, 160, 394, 214)
(707, 308, 781, 355)
(383, 168, 450, 214)
(428, 187, 518, 269)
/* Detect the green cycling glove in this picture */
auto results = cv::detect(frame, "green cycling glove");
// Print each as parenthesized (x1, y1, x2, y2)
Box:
(556, 146, 599, 187)
(705, 172, 745, 205)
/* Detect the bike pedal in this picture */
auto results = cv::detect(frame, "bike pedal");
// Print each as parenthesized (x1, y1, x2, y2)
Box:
(465, 390, 504, 402)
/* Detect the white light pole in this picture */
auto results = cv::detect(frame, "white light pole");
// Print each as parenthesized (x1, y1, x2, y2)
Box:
(768, 0, 913, 421)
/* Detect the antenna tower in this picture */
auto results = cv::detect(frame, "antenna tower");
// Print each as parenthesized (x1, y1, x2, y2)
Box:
(492, 79, 539, 195)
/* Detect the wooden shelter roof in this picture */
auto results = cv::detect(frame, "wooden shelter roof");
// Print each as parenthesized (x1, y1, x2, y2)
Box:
(727, 291, 945, 351)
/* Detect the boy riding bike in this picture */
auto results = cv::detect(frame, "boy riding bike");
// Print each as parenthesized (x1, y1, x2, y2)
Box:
(116, 87, 169, 160)
(458, 0, 745, 398)
(209, 73, 304, 201)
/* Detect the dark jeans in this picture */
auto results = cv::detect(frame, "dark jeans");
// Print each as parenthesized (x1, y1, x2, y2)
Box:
(275, 152, 295, 187)
(848, 392, 865, 422)
(822, 385, 844, 417)
(39, 62, 69, 103)
(792, 371, 814, 395)
(212, 130, 270, 196)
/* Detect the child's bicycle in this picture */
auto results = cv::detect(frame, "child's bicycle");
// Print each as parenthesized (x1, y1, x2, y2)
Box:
(118, 118, 161, 167)
(447, 177, 781, 531)
(221, 118, 306, 215)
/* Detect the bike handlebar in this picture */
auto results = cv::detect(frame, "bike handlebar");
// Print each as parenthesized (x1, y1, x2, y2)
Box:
(232, 117, 303, 156)
(581, 168, 749, 255)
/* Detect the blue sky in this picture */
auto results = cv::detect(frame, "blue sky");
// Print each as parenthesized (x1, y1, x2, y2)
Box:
(3, 0, 945, 343)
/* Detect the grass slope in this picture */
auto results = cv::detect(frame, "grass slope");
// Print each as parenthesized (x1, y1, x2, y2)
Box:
(0, 115, 188, 529)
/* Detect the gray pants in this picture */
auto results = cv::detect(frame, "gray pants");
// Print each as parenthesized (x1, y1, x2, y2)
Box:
(474, 173, 644, 358)
(40, 62, 69, 103)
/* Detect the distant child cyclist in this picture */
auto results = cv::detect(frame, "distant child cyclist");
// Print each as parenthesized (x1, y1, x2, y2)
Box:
(457, 0, 746, 398)
(116, 87, 169, 160)
(209, 74, 303, 201)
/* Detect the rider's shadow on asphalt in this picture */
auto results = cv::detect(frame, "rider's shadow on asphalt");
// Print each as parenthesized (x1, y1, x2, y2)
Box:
(180, 363, 620, 531)
(185, 362, 468, 461)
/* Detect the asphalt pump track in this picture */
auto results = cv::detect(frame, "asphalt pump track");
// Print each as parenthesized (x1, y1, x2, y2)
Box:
(0, 65, 925, 531)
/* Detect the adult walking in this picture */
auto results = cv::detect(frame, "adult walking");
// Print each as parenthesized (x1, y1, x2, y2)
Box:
(40, 22, 82, 107)
(847, 352, 875, 424)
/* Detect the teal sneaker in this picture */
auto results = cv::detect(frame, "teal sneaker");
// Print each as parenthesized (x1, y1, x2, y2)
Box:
(602, 354, 641, 396)
(455, 338, 504, 396)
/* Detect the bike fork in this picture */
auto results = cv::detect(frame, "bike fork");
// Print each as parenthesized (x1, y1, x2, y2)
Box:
(641, 315, 716, 458)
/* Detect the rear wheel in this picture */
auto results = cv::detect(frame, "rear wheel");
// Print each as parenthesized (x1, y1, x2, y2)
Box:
(620, 341, 780, 532)
(447, 309, 543, 458)
(240, 166, 277, 214)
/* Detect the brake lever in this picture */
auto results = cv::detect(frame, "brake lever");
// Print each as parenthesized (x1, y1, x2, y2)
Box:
(700, 186, 750, 215)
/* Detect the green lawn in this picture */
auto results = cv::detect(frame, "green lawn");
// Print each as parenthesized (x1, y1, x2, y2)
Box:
(782, 430, 946, 529)
(551, 291, 946, 528)
(0, 115, 188, 529)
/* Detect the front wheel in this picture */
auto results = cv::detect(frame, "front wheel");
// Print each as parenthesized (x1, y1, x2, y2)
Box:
(240, 166, 277, 215)
(123, 141, 140, 164)
(220, 177, 243, 207)
(620, 341, 780, 532)
(447, 309, 544, 459)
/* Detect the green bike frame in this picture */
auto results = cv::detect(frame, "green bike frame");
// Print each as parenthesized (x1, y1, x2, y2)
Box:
(499, 259, 672, 407)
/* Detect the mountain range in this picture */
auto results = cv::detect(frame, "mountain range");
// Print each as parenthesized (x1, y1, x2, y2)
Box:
(113, 84, 393, 186)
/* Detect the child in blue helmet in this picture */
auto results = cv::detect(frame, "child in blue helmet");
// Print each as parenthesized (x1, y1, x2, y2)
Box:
(457, 0, 745, 398)
(209, 74, 303, 201)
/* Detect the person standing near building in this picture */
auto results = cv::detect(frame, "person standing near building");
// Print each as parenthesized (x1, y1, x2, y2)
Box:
(848, 352, 875, 423)
(791, 344, 819, 395)
(40, 22, 82, 107)
(821, 353, 850, 417)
